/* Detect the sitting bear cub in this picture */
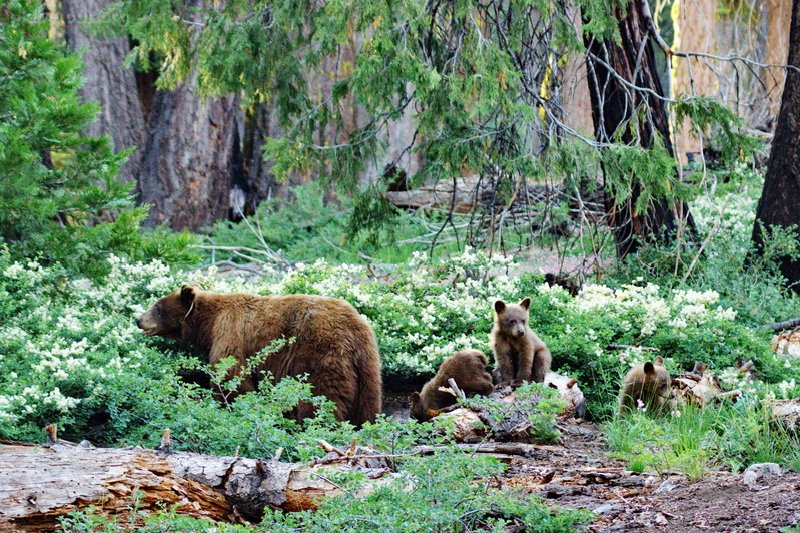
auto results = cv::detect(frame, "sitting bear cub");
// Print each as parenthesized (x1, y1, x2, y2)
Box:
(410, 349, 495, 421)
(137, 285, 382, 426)
(491, 298, 552, 386)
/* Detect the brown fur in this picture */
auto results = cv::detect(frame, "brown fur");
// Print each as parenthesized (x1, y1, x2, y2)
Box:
(410, 350, 494, 421)
(137, 285, 382, 426)
(619, 356, 672, 414)
(491, 298, 552, 386)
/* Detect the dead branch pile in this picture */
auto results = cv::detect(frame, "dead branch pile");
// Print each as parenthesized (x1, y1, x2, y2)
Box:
(429, 372, 585, 443)
(772, 326, 800, 357)
(385, 177, 605, 235)
(671, 361, 744, 406)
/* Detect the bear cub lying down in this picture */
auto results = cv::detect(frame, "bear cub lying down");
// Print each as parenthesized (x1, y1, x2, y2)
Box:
(410, 349, 495, 421)
(137, 285, 382, 426)
(619, 356, 673, 414)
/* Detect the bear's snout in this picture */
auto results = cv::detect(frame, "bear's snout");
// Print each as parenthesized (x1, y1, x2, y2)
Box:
(136, 312, 159, 335)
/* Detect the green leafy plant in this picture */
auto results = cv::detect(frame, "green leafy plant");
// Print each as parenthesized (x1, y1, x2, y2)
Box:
(0, 1, 196, 277)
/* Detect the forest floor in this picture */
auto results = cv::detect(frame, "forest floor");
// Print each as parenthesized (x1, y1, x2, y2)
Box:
(384, 394, 800, 533)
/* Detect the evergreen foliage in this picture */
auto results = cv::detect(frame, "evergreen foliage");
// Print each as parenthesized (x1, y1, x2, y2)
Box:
(0, 0, 195, 277)
(96, 0, 756, 244)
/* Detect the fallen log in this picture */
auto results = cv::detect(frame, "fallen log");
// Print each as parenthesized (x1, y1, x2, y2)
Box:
(384, 177, 480, 212)
(772, 399, 800, 429)
(671, 362, 741, 406)
(772, 327, 800, 357)
(0, 442, 398, 530)
(764, 317, 800, 332)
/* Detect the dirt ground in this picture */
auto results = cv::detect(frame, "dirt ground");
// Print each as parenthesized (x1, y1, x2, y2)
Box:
(384, 393, 800, 533)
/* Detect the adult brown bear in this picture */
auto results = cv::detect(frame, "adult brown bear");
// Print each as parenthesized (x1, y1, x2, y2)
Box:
(137, 285, 382, 426)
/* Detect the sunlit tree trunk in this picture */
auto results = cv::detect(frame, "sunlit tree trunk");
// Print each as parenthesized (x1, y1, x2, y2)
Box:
(559, 3, 593, 135)
(585, 0, 694, 258)
(752, 0, 800, 288)
(671, 0, 719, 163)
(764, 0, 794, 120)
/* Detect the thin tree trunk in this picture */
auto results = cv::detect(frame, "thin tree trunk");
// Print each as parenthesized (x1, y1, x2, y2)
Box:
(585, 0, 694, 258)
(752, 0, 800, 288)
(137, 74, 238, 230)
(61, 0, 145, 183)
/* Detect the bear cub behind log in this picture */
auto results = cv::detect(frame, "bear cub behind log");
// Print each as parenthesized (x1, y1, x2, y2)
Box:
(619, 356, 672, 414)
(491, 298, 552, 386)
(137, 285, 382, 426)
(410, 349, 494, 421)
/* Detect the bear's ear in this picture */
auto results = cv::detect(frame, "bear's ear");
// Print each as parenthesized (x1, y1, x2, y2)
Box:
(519, 297, 531, 310)
(654, 356, 664, 365)
(410, 391, 421, 406)
(494, 300, 506, 314)
(643, 362, 656, 375)
(180, 285, 197, 304)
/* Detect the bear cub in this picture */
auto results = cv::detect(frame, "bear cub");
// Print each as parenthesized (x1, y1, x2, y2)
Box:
(410, 349, 494, 421)
(619, 356, 672, 414)
(491, 298, 552, 386)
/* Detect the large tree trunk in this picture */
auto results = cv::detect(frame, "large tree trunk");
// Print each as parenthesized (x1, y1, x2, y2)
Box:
(764, 0, 794, 120)
(0, 443, 398, 529)
(584, 1, 693, 258)
(137, 75, 238, 230)
(61, 0, 146, 183)
(242, 102, 285, 201)
(671, 0, 719, 163)
(752, 0, 800, 288)
(559, 3, 593, 135)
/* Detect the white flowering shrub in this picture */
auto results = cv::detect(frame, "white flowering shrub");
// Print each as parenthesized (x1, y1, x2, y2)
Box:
(0, 243, 793, 441)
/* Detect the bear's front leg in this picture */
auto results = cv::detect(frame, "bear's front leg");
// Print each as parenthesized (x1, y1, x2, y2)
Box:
(531, 345, 552, 383)
(512, 348, 534, 386)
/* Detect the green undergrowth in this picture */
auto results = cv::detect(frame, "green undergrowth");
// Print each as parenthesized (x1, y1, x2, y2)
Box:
(605, 402, 800, 481)
(60, 453, 591, 532)
(207, 181, 470, 265)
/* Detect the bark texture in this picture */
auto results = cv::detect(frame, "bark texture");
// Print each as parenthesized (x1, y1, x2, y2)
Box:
(137, 76, 238, 230)
(585, 1, 692, 257)
(0, 443, 398, 530)
(61, 0, 146, 183)
(559, 3, 593, 135)
(752, 0, 800, 288)
(764, 0, 794, 118)
(671, 0, 719, 162)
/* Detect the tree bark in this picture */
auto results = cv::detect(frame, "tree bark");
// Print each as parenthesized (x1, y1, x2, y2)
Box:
(61, 0, 146, 183)
(137, 74, 238, 230)
(764, 0, 794, 120)
(559, 3, 593, 135)
(752, 0, 800, 289)
(671, 0, 719, 163)
(242, 102, 285, 201)
(584, 0, 693, 258)
(0, 443, 398, 529)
